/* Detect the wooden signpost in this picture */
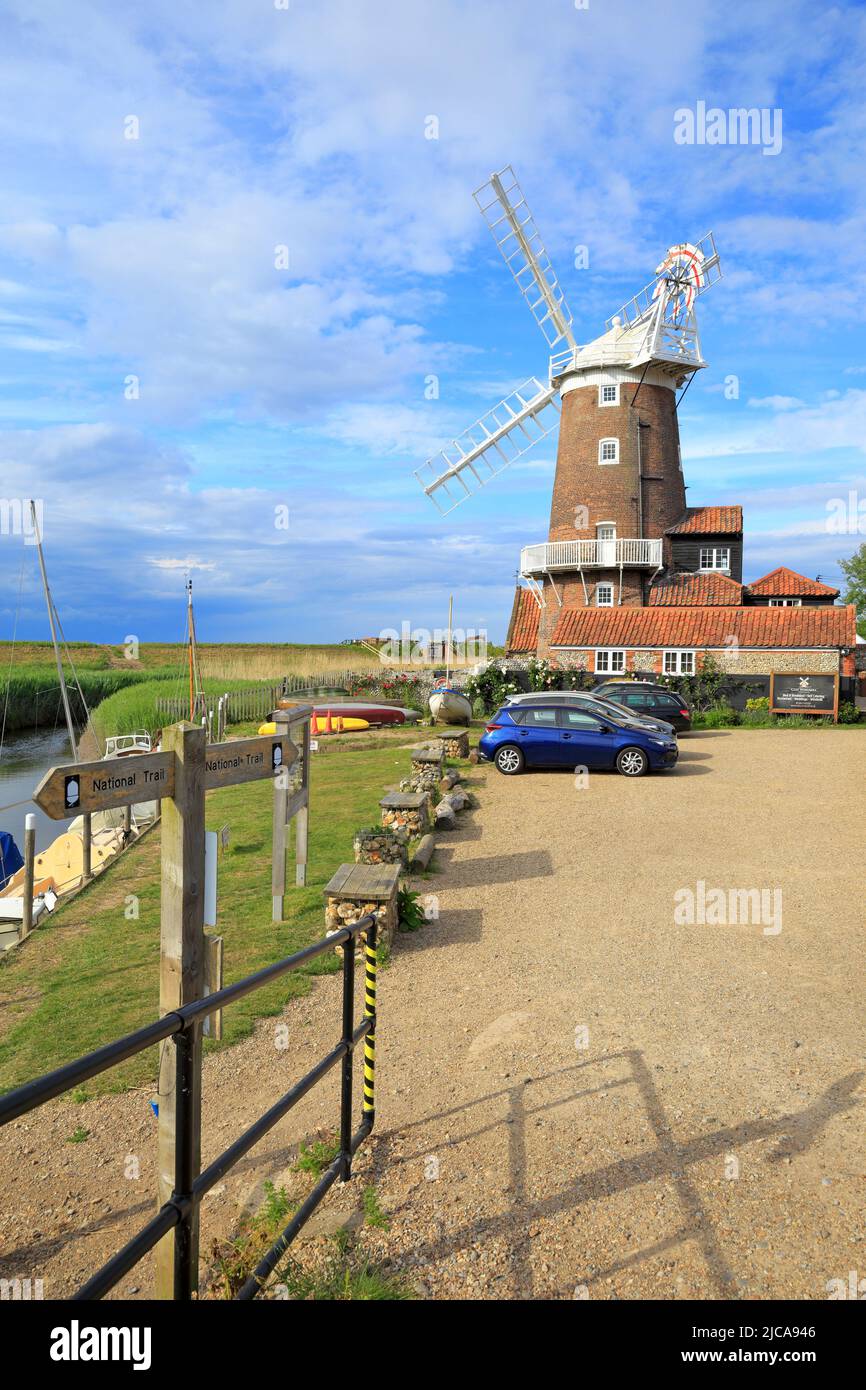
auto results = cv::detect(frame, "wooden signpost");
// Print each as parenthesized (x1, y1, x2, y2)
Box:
(32, 714, 312, 1298)
(271, 706, 312, 919)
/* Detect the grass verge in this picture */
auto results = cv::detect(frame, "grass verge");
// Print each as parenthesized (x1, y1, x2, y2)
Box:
(0, 740, 418, 1096)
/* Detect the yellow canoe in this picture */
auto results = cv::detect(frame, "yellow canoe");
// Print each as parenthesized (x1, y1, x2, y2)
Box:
(260, 716, 371, 736)
(311, 715, 370, 735)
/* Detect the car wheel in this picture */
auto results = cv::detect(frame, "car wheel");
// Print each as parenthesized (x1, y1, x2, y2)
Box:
(494, 744, 524, 775)
(616, 746, 649, 778)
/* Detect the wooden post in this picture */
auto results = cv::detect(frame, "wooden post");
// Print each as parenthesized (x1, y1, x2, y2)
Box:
(21, 814, 36, 939)
(82, 813, 92, 882)
(156, 722, 206, 1299)
(123, 804, 132, 838)
(295, 717, 310, 888)
(272, 763, 288, 922)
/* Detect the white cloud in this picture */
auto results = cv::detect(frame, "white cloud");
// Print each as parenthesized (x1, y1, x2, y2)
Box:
(746, 395, 804, 411)
(1, 0, 865, 638)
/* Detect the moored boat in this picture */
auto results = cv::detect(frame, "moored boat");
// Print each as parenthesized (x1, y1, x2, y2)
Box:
(428, 594, 472, 725)
(429, 687, 472, 725)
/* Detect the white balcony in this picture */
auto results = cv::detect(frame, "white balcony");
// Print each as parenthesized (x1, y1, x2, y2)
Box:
(520, 538, 663, 574)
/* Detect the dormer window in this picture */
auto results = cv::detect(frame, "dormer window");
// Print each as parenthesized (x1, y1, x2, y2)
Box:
(699, 546, 730, 571)
(598, 438, 619, 464)
(599, 384, 619, 407)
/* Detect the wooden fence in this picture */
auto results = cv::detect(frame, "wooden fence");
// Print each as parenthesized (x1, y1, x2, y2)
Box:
(156, 684, 283, 725)
(155, 672, 364, 726)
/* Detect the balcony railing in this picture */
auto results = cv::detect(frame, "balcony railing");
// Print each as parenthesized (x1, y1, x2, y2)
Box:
(520, 538, 663, 574)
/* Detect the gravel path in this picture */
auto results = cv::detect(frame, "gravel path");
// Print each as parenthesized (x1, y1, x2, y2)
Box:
(1, 729, 864, 1300)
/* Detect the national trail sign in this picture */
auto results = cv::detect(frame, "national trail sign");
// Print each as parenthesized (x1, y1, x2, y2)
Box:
(33, 734, 296, 819)
(204, 734, 296, 789)
(33, 752, 176, 819)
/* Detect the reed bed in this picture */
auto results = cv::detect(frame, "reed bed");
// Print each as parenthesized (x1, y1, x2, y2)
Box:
(0, 666, 177, 736)
(89, 676, 273, 744)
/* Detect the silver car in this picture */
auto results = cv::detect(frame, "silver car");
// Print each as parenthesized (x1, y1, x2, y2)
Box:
(504, 689, 676, 737)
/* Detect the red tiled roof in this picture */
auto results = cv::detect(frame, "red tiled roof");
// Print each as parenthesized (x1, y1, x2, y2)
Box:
(506, 587, 540, 653)
(649, 571, 743, 606)
(666, 506, 743, 536)
(550, 604, 856, 650)
(748, 566, 839, 598)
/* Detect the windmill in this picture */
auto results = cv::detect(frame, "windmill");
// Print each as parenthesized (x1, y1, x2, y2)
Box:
(414, 165, 721, 517)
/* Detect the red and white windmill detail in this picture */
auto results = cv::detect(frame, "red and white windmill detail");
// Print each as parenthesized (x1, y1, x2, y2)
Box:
(610, 229, 721, 364)
(652, 242, 709, 320)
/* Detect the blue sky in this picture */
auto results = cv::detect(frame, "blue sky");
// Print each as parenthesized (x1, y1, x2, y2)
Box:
(1, 0, 865, 645)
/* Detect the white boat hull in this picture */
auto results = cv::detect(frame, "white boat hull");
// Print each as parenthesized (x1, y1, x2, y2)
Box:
(429, 690, 472, 725)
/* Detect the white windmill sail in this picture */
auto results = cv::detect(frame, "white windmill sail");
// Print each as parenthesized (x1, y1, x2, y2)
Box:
(473, 166, 577, 350)
(415, 378, 560, 515)
(414, 164, 721, 514)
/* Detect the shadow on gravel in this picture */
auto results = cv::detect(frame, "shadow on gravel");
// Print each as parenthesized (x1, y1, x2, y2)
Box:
(426, 849, 554, 889)
(399, 908, 483, 952)
(386, 1055, 862, 1299)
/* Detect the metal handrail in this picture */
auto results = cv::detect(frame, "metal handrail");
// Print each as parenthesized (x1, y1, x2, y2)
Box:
(0, 914, 379, 1300)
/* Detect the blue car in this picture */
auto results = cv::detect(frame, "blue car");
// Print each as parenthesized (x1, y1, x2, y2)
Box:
(478, 704, 679, 778)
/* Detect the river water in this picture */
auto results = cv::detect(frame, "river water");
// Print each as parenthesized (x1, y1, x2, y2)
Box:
(0, 728, 75, 855)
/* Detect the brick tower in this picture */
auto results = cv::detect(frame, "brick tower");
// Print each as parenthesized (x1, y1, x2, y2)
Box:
(529, 318, 692, 649)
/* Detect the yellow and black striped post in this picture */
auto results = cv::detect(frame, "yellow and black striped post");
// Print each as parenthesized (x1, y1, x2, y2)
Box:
(362, 923, 377, 1123)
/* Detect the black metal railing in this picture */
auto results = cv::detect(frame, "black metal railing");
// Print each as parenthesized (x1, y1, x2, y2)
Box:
(0, 915, 378, 1300)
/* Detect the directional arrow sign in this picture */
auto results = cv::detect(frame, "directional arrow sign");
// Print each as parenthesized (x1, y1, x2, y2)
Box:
(204, 735, 297, 790)
(33, 753, 176, 820)
(33, 735, 298, 821)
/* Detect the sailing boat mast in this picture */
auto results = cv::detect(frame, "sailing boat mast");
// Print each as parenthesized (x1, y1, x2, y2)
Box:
(445, 594, 453, 685)
(186, 578, 202, 721)
(30, 500, 78, 763)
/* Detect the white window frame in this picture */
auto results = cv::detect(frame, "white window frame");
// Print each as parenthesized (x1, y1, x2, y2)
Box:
(596, 522, 616, 540)
(595, 583, 614, 608)
(598, 437, 619, 465)
(595, 648, 626, 674)
(663, 650, 695, 675)
(598, 383, 619, 407)
(699, 546, 731, 571)
(769, 598, 802, 607)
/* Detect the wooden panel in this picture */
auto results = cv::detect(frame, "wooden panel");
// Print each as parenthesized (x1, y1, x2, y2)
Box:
(203, 934, 224, 1040)
(670, 539, 743, 584)
(204, 736, 296, 790)
(380, 791, 428, 809)
(324, 862, 400, 902)
(33, 753, 175, 820)
(271, 703, 315, 725)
